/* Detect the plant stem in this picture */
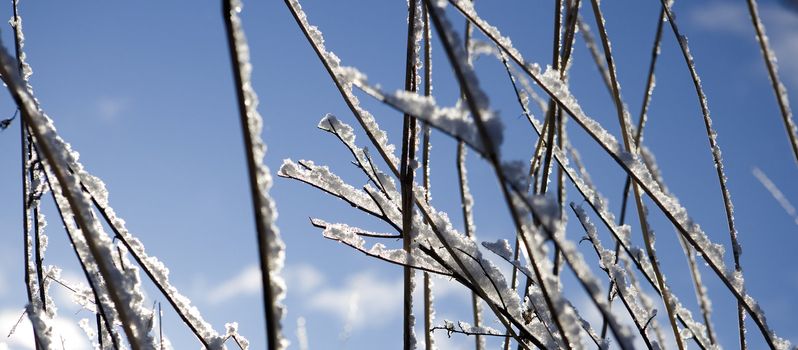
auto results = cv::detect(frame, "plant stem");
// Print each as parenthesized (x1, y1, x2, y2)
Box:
(223, 0, 284, 348)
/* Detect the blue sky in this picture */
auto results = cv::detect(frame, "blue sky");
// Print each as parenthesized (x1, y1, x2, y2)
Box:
(0, 0, 797, 349)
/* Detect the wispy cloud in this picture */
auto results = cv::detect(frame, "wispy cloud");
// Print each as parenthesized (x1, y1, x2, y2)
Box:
(308, 271, 403, 330)
(208, 263, 325, 304)
(0, 269, 6, 298)
(207, 265, 262, 304)
(209, 263, 405, 330)
(690, 2, 798, 84)
(689, 2, 751, 34)
(96, 96, 130, 122)
(209, 263, 475, 333)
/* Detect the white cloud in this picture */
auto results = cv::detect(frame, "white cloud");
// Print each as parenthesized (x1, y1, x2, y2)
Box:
(207, 265, 261, 304)
(429, 275, 470, 302)
(284, 264, 324, 295)
(691, 2, 798, 84)
(308, 271, 403, 330)
(208, 264, 435, 332)
(0, 309, 89, 350)
(208, 263, 325, 304)
(689, 2, 750, 34)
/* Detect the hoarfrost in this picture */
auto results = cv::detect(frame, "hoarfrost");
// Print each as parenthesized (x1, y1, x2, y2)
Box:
(278, 159, 383, 217)
(225, 322, 250, 350)
(311, 218, 451, 275)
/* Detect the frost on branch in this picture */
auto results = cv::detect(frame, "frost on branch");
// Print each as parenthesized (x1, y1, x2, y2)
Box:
(317, 114, 399, 197)
(434, 319, 503, 337)
(279, 159, 383, 217)
(355, 80, 501, 156)
(225, 322, 251, 350)
(311, 218, 451, 276)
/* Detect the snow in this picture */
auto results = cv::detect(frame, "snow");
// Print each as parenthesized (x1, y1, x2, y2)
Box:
(225, 322, 250, 350)
(356, 84, 501, 155)
(405, 195, 558, 346)
(482, 240, 535, 283)
(62, 150, 239, 348)
(426, 0, 504, 157)
(78, 318, 97, 348)
(8, 3, 36, 97)
(279, 159, 384, 217)
(311, 218, 451, 276)
(26, 303, 53, 349)
(572, 203, 717, 349)
(482, 240, 513, 261)
(317, 114, 400, 200)
(439, 319, 503, 336)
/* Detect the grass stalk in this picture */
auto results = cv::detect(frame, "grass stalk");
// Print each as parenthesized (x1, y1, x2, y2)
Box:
(460, 4, 485, 348)
(587, 0, 685, 347)
(744, 0, 798, 164)
(656, 1, 748, 347)
(223, 0, 284, 348)
(570, 204, 656, 349)
(400, 2, 421, 348)
(12, 0, 38, 345)
(600, 4, 666, 341)
(421, 5, 435, 348)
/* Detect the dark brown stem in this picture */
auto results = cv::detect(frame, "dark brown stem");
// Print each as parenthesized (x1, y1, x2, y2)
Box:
(460, 6, 485, 346)
(222, 1, 281, 348)
(421, 6, 435, 349)
(400, 2, 420, 348)
(12, 0, 38, 345)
